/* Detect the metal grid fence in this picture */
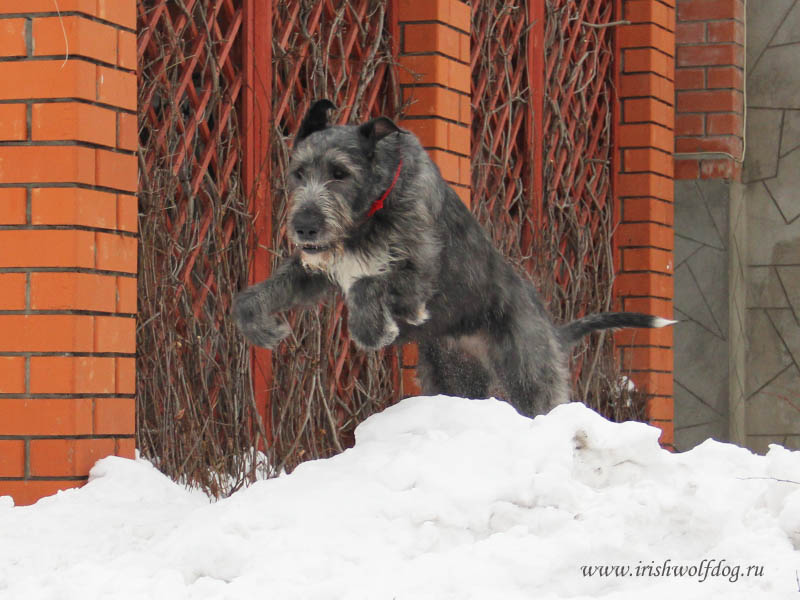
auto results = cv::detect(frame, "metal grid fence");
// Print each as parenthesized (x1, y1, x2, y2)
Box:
(136, 0, 642, 497)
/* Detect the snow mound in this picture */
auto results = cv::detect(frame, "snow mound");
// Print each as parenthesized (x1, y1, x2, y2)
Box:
(1, 396, 799, 599)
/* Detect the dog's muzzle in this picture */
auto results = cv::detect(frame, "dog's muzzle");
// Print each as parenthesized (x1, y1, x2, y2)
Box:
(291, 206, 331, 253)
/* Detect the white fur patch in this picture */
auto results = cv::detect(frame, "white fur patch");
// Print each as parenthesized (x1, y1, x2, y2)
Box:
(331, 251, 390, 295)
(652, 317, 678, 328)
(407, 306, 430, 326)
(300, 249, 336, 271)
(377, 311, 400, 347)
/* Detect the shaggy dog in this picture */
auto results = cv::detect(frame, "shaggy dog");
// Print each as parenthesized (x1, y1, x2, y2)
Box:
(233, 100, 673, 417)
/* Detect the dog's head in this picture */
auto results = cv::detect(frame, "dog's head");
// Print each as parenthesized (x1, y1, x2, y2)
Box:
(287, 100, 402, 269)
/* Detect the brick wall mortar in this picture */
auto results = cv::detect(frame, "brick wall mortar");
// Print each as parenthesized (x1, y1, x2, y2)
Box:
(0, 3, 136, 31)
(0, 5, 137, 506)
(616, 0, 676, 448)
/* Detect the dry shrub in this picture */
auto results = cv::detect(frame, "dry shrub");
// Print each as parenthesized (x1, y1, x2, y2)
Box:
(136, 0, 644, 498)
(137, 0, 267, 496)
(470, 0, 645, 422)
(265, 0, 405, 474)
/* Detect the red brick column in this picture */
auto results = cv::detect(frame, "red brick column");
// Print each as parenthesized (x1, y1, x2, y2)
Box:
(614, 0, 676, 447)
(674, 0, 744, 179)
(0, 1, 137, 505)
(394, 0, 471, 395)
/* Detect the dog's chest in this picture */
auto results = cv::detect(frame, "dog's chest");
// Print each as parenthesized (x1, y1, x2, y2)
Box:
(332, 252, 391, 293)
(302, 250, 390, 294)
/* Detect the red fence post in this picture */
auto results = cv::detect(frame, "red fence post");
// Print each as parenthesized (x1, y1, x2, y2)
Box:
(527, 0, 545, 226)
(614, 0, 676, 447)
(243, 0, 273, 440)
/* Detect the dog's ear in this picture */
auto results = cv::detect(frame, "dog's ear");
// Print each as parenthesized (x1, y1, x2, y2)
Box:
(358, 117, 401, 157)
(296, 99, 336, 143)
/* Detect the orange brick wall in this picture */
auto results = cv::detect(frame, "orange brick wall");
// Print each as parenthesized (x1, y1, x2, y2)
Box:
(0, 2, 137, 506)
(615, 0, 676, 447)
(674, 0, 744, 180)
(395, 0, 471, 396)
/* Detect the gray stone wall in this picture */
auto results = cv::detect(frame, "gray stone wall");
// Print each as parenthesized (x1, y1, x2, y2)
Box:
(674, 180, 731, 450)
(729, 183, 746, 446)
(743, 0, 800, 454)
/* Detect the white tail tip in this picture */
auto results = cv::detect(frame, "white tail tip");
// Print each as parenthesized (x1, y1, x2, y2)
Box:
(653, 317, 678, 328)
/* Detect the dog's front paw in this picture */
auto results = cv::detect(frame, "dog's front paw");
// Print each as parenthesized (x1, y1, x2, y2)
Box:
(388, 284, 430, 326)
(347, 276, 399, 350)
(232, 290, 291, 349)
(348, 305, 399, 350)
(405, 304, 430, 326)
(244, 315, 291, 349)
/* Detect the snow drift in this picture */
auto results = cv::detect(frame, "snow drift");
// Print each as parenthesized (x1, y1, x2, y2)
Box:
(1, 396, 799, 599)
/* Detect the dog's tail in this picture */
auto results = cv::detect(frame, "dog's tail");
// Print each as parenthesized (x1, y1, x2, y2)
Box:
(558, 313, 676, 347)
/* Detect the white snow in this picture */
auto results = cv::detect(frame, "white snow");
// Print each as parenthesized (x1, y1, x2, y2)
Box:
(1, 396, 799, 599)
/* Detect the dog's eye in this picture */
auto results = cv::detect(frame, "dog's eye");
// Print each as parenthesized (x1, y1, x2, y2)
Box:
(331, 166, 349, 180)
(292, 167, 305, 180)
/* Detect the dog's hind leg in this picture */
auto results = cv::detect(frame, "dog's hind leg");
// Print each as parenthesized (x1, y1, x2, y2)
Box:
(416, 340, 491, 399)
(484, 328, 569, 418)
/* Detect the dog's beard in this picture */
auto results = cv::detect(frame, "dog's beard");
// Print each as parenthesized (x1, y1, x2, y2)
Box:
(289, 227, 344, 272)
(298, 243, 340, 271)
(288, 188, 353, 273)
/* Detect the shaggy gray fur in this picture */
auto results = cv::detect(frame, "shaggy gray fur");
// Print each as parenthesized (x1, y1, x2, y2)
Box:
(233, 100, 674, 417)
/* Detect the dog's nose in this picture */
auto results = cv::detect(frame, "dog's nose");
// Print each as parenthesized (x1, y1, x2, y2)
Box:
(292, 207, 325, 242)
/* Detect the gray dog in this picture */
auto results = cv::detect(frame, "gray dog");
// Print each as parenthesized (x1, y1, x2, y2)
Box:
(233, 100, 673, 417)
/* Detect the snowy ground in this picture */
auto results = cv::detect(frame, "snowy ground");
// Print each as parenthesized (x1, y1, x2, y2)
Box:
(2, 396, 799, 600)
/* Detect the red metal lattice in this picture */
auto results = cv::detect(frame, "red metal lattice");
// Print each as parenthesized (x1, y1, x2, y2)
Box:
(137, 0, 267, 495)
(265, 0, 404, 473)
(470, 0, 540, 266)
(136, 0, 642, 494)
(470, 0, 643, 418)
(543, 0, 616, 289)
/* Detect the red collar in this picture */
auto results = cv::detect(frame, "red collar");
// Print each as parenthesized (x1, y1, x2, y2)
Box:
(366, 160, 403, 218)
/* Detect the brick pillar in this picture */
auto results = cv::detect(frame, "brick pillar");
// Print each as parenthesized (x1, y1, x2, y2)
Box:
(394, 0, 471, 396)
(614, 0, 677, 447)
(0, 2, 138, 505)
(674, 0, 744, 180)
(672, 0, 745, 448)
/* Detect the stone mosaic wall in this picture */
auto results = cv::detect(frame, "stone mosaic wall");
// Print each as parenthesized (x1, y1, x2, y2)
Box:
(742, 0, 800, 453)
(673, 180, 731, 450)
